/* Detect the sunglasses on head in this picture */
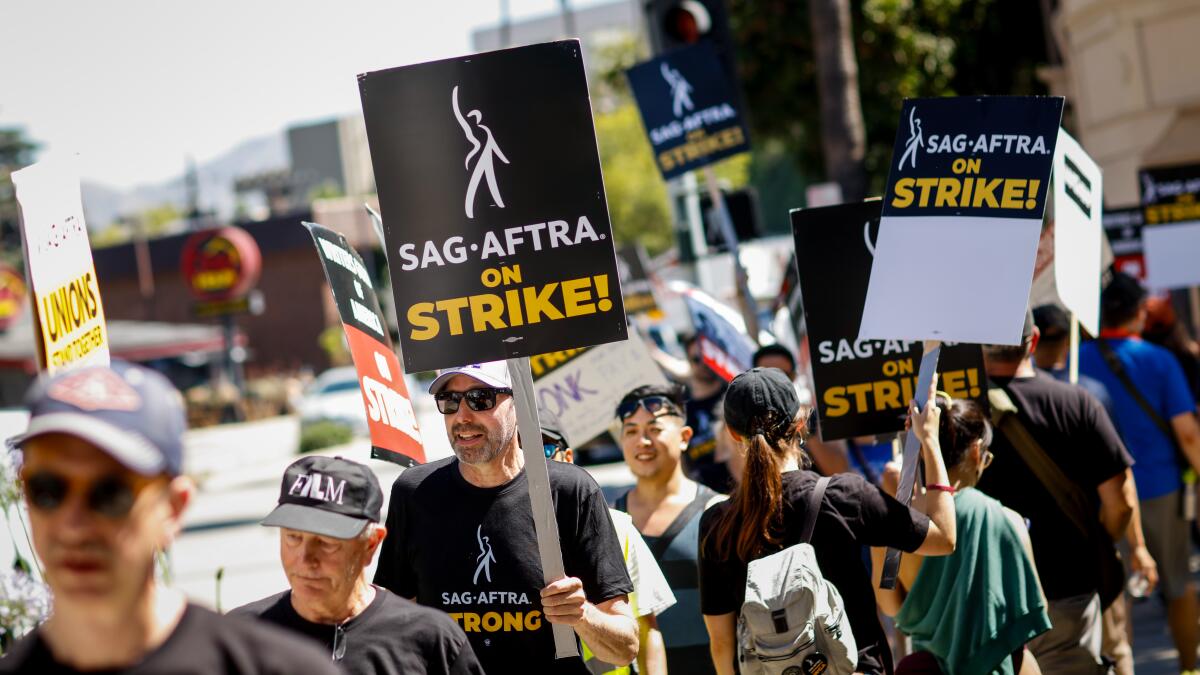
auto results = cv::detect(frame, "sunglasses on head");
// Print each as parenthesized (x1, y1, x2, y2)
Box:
(23, 471, 144, 519)
(542, 435, 566, 459)
(434, 387, 513, 415)
(617, 395, 682, 421)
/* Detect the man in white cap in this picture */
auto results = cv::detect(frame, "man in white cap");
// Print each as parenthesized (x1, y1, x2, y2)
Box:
(233, 456, 482, 674)
(374, 361, 638, 674)
(1, 361, 335, 674)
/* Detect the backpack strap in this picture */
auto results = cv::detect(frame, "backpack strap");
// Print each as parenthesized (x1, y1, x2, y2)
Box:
(649, 484, 714, 560)
(1096, 340, 1182, 449)
(801, 476, 830, 544)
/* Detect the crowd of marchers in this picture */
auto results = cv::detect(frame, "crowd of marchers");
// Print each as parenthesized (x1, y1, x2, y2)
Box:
(4, 270, 1200, 675)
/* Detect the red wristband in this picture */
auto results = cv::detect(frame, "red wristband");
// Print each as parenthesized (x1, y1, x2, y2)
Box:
(926, 483, 956, 494)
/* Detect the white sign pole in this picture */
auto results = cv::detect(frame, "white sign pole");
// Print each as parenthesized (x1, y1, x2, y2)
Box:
(879, 340, 940, 589)
(506, 357, 579, 659)
(700, 166, 760, 343)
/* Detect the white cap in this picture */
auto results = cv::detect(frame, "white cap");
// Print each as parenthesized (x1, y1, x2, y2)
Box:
(427, 361, 511, 394)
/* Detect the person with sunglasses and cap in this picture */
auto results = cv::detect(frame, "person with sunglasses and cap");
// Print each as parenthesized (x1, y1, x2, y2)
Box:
(373, 361, 638, 675)
(232, 456, 482, 674)
(0, 361, 337, 675)
(612, 384, 725, 675)
(540, 408, 676, 675)
(699, 367, 958, 675)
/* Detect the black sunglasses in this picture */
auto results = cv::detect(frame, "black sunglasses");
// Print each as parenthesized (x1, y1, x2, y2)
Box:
(434, 387, 513, 415)
(24, 472, 139, 519)
(617, 395, 682, 421)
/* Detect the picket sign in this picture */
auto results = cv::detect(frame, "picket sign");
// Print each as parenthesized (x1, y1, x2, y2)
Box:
(507, 357, 576, 656)
(878, 340, 941, 590)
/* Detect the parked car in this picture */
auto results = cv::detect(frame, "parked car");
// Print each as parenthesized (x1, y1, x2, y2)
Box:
(297, 366, 369, 437)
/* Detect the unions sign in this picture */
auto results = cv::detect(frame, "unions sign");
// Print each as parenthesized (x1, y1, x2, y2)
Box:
(359, 40, 627, 373)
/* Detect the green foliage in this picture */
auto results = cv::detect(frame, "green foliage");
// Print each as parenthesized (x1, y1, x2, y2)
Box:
(318, 325, 350, 366)
(727, 0, 1048, 195)
(595, 104, 674, 254)
(298, 420, 354, 454)
(0, 128, 39, 268)
(307, 180, 344, 203)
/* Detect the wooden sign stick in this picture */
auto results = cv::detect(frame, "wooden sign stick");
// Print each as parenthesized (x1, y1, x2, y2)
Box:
(507, 357, 579, 658)
(878, 339, 941, 589)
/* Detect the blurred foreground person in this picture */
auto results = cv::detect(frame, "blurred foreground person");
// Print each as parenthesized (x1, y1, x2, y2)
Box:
(374, 361, 637, 674)
(700, 367, 957, 675)
(233, 456, 481, 674)
(541, 410, 676, 675)
(873, 398, 1050, 675)
(614, 384, 724, 674)
(978, 314, 1135, 675)
(1, 362, 335, 674)
(1080, 272, 1200, 674)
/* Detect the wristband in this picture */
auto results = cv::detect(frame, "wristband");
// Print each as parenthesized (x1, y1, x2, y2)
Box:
(926, 483, 956, 494)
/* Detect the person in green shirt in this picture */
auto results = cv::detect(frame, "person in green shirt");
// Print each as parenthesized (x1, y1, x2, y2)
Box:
(872, 396, 1052, 675)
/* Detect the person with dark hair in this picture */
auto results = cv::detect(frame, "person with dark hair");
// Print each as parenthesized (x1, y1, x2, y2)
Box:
(699, 367, 957, 674)
(752, 343, 797, 381)
(679, 334, 733, 492)
(1079, 271, 1200, 674)
(977, 312, 1135, 675)
(1031, 302, 1151, 675)
(613, 383, 725, 674)
(873, 397, 1051, 675)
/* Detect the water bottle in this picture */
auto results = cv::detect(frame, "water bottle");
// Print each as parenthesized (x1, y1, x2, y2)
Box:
(1127, 571, 1150, 600)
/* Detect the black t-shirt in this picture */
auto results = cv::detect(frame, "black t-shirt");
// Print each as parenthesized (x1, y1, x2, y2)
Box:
(685, 383, 733, 492)
(231, 587, 481, 674)
(699, 470, 930, 675)
(374, 457, 634, 675)
(976, 372, 1133, 601)
(0, 603, 337, 674)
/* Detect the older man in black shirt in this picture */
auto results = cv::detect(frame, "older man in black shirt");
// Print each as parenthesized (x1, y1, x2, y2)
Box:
(234, 456, 481, 674)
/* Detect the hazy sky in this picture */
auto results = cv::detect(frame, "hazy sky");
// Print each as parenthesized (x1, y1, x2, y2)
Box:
(1, 0, 599, 190)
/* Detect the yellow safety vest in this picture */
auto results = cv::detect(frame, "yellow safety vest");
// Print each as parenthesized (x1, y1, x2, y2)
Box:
(582, 511, 638, 675)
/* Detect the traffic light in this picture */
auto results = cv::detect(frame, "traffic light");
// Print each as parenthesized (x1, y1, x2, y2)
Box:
(643, 0, 740, 100)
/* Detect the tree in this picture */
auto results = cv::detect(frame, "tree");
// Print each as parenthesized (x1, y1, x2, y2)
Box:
(727, 0, 1048, 196)
(809, 0, 868, 201)
(0, 128, 39, 267)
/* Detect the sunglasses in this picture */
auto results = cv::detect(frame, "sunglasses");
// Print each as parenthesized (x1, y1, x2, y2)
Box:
(543, 435, 566, 459)
(617, 395, 682, 421)
(23, 471, 144, 519)
(434, 387, 512, 415)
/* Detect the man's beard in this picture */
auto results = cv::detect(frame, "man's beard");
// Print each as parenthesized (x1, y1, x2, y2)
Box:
(451, 422, 512, 465)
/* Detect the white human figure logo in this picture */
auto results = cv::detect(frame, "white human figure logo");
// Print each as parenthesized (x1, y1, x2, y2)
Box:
(898, 106, 923, 171)
(473, 524, 496, 585)
(1141, 173, 1158, 205)
(452, 86, 510, 219)
(661, 63, 694, 118)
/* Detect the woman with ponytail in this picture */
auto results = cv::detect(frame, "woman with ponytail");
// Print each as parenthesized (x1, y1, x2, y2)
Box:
(872, 398, 1050, 675)
(699, 368, 957, 675)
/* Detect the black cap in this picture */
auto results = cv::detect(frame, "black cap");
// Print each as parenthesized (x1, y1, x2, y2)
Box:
(724, 367, 800, 439)
(261, 456, 382, 539)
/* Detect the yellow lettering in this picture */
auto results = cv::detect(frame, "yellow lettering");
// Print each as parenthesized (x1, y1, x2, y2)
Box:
(407, 303, 440, 341)
(892, 178, 915, 208)
(468, 294, 506, 332)
(435, 297, 470, 336)
(561, 277, 595, 317)
(824, 387, 849, 417)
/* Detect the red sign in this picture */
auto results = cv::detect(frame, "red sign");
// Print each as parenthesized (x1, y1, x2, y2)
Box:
(0, 265, 26, 331)
(180, 227, 262, 302)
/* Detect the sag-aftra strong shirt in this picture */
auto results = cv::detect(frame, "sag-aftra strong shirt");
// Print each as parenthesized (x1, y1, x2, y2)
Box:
(375, 458, 633, 675)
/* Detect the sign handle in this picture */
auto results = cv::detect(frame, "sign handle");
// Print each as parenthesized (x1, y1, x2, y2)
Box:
(1068, 312, 1080, 385)
(506, 357, 579, 659)
(878, 340, 941, 589)
(700, 166, 760, 344)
